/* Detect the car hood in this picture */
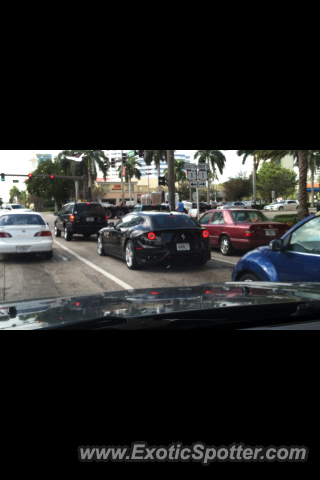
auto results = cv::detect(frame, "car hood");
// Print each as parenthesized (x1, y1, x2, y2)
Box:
(2, 283, 320, 329)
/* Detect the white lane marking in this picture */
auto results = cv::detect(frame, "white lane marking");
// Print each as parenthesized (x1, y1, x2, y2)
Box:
(211, 256, 237, 266)
(53, 240, 133, 290)
(59, 255, 68, 262)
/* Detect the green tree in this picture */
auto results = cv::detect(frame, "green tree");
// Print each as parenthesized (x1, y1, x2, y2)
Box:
(0, 198, 3, 207)
(223, 172, 252, 201)
(164, 159, 187, 185)
(9, 186, 21, 203)
(194, 150, 227, 204)
(299, 152, 320, 207)
(58, 150, 109, 200)
(118, 157, 142, 201)
(254, 162, 297, 202)
(240, 150, 320, 221)
(26, 159, 75, 206)
(237, 150, 265, 205)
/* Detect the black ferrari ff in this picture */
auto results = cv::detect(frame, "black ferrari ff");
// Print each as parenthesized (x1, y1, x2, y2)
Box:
(97, 212, 211, 270)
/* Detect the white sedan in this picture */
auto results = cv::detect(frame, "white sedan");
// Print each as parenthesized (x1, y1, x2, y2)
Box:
(0, 212, 53, 258)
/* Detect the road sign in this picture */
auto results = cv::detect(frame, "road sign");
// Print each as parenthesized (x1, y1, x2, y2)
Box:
(128, 150, 135, 157)
(189, 181, 200, 188)
(187, 170, 197, 181)
(198, 170, 208, 181)
(184, 163, 197, 170)
(198, 164, 210, 170)
(13, 180, 19, 183)
(197, 181, 206, 188)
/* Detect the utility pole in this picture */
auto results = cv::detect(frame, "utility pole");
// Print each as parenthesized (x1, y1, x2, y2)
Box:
(121, 150, 124, 204)
(167, 150, 176, 211)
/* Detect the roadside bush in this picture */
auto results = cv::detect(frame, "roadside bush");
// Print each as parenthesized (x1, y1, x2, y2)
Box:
(273, 215, 300, 228)
(44, 200, 55, 208)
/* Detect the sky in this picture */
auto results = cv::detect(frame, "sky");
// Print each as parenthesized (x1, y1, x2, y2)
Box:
(0, 150, 252, 202)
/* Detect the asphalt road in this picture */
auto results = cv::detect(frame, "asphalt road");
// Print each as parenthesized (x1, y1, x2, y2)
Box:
(0, 213, 239, 304)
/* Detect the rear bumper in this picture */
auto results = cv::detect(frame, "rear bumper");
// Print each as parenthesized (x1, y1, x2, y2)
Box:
(231, 238, 283, 250)
(0, 240, 53, 254)
(67, 224, 106, 235)
(135, 245, 211, 265)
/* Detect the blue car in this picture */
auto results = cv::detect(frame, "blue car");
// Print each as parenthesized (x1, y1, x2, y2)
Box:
(232, 212, 320, 283)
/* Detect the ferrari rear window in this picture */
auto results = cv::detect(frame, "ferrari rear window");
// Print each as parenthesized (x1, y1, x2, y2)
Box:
(152, 215, 199, 228)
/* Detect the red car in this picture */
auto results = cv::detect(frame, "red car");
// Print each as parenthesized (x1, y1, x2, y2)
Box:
(198, 209, 289, 256)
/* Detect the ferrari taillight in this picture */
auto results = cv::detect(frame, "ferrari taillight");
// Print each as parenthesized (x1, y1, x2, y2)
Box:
(148, 232, 156, 241)
(202, 231, 209, 238)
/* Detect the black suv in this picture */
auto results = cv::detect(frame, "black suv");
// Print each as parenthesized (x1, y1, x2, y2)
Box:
(54, 202, 108, 241)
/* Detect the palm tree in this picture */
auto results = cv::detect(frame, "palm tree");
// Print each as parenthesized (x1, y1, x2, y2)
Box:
(302, 152, 320, 207)
(237, 150, 265, 205)
(118, 157, 142, 201)
(194, 150, 227, 204)
(164, 159, 187, 185)
(145, 150, 168, 191)
(58, 150, 109, 201)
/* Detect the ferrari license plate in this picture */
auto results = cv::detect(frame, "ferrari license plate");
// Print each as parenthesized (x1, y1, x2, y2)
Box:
(16, 246, 31, 253)
(177, 243, 190, 251)
(266, 230, 276, 236)
(86, 217, 94, 222)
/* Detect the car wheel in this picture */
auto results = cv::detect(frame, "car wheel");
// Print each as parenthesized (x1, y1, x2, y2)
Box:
(117, 210, 126, 219)
(125, 240, 139, 270)
(64, 227, 72, 242)
(238, 273, 260, 282)
(54, 226, 61, 238)
(97, 235, 107, 256)
(220, 236, 234, 256)
(279, 207, 284, 211)
(44, 250, 53, 260)
(105, 208, 114, 219)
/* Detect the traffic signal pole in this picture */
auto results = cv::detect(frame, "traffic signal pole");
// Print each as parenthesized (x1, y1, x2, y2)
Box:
(167, 150, 176, 211)
(121, 150, 124, 204)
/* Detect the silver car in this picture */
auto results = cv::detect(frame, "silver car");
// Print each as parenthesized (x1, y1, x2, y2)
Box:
(269, 200, 299, 212)
(217, 201, 251, 210)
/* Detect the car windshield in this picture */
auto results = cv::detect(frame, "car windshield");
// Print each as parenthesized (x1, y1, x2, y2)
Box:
(0, 215, 45, 226)
(231, 211, 269, 223)
(0, 149, 318, 330)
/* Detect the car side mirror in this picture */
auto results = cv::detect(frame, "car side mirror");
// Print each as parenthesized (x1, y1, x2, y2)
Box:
(269, 239, 284, 252)
(54, 212, 59, 216)
(108, 222, 115, 228)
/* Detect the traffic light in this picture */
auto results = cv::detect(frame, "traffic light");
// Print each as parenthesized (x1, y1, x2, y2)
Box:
(28, 174, 33, 182)
(135, 150, 146, 158)
(122, 153, 128, 165)
(1, 173, 4, 182)
(158, 176, 166, 186)
(104, 161, 110, 171)
(50, 174, 55, 182)
(111, 158, 116, 168)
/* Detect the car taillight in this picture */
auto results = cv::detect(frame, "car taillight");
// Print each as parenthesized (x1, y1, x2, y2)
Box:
(203, 231, 209, 238)
(34, 231, 52, 237)
(70, 215, 75, 223)
(244, 230, 257, 237)
(105, 215, 108, 223)
(0, 232, 12, 238)
(148, 232, 156, 240)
